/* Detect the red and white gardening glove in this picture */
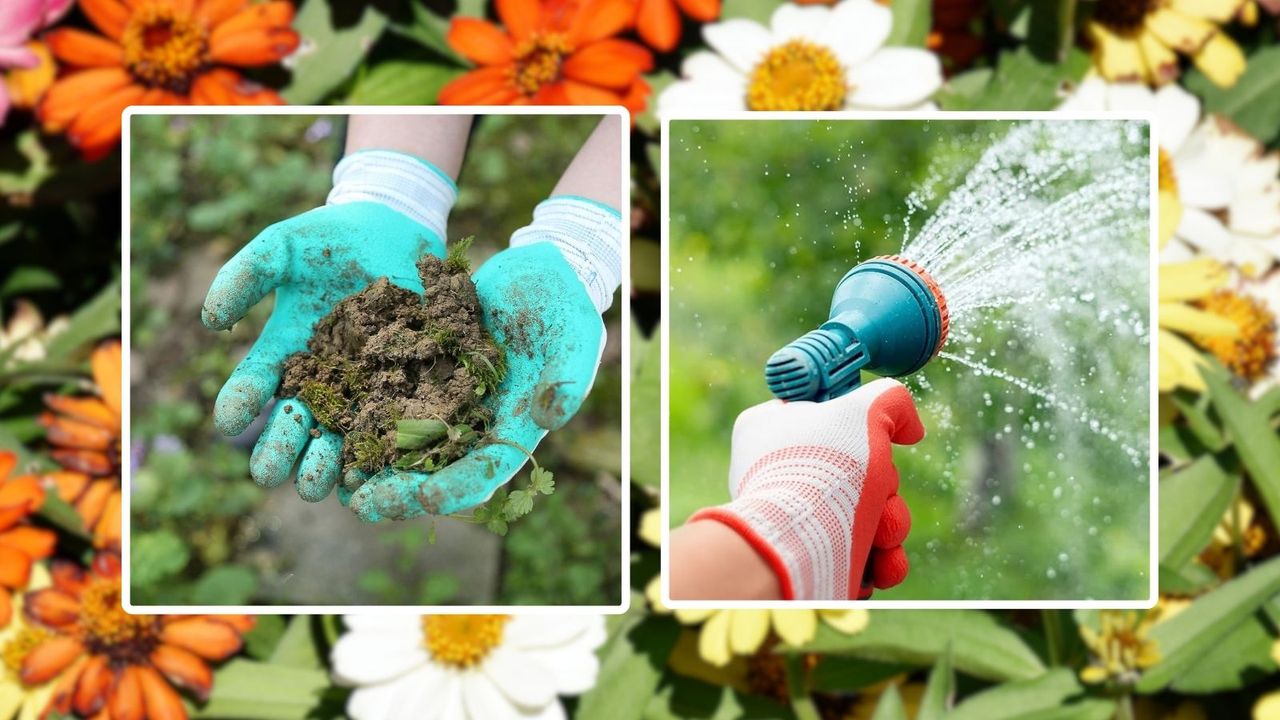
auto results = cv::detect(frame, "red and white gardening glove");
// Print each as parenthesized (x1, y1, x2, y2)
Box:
(689, 378, 925, 600)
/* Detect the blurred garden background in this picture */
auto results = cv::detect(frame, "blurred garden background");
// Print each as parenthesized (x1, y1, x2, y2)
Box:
(127, 113, 623, 607)
(667, 118, 1150, 600)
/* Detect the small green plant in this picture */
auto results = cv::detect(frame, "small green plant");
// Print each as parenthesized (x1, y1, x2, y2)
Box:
(297, 381, 346, 427)
(445, 235, 475, 272)
(346, 431, 392, 471)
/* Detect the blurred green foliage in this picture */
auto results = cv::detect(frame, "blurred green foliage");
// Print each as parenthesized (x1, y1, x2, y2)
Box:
(667, 119, 1148, 600)
(128, 113, 621, 606)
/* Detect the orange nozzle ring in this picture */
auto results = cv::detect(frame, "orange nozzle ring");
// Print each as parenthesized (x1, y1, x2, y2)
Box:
(874, 254, 949, 356)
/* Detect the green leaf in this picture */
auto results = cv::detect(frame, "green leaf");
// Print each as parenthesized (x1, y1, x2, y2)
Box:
(283, 0, 389, 104)
(1170, 609, 1277, 693)
(42, 279, 121, 362)
(577, 601, 681, 720)
(949, 668, 1084, 720)
(196, 660, 328, 720)
(645, 673, 795, 719)
(395, 418, 449, 449)
(1139, 554, 1280, 692)
(1159, 561, 1219, 595)
(869, 685, 908, 720)
(347, 61, 460, 105)
(1027, 0, 1077, 62)
(387, 0, 484, 62)
(486, 517, 509, 536)
(242, 615, 286, 661)
(1202, 363, 1280, 529)
(36, 492, 90, 540)
(786, 610, 1045, 682)
(630, 323, 661, 487)
(811, 658, 909, 692)
(715, 0, 776, 24)
(530, 466, 555, 495)
(937, 47, 1090, 110)
(190, 565, 258, 605)
(505, 489, 534, 519)
(0, 267, 59, 297)
(1183, 45, 1280, 145)
(886, 0, 931, 47)
(269, 616, 326, 670)
(1159, 454, 1237, 568)
(916, 644, 954, 720)
(1170, 391, 1226, 451)
(130, 530, 190, 587)
(1019, 699, 1118, 720)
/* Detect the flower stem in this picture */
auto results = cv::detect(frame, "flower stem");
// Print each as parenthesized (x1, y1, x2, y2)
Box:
(784, 654, 821, 720)
(1042, 609, 1064, 666)
(1116, 693, 1135, 720)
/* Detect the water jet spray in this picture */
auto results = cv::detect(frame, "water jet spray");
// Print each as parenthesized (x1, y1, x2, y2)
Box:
(765, 255, 950, 402)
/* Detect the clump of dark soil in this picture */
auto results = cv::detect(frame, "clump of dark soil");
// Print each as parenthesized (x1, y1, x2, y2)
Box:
(279, 245, 504, 474)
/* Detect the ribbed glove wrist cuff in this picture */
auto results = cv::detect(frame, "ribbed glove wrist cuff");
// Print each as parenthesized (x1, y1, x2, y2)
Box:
(510, 196, 623, 315)
(327, 150, 458, 241)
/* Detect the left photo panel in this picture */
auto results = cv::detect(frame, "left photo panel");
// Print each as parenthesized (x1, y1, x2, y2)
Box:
(122, 108, 630, 612)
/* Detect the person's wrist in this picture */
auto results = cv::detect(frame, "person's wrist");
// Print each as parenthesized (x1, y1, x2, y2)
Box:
(509, 196, 622, 314)
(326, 149, 458, 241)
(688, 504, 797, 600)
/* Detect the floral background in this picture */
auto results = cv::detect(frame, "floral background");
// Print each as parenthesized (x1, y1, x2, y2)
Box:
(0, 0, 1277, 718)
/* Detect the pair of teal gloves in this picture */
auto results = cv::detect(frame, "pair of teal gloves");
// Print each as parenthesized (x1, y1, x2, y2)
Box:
(200, 150, 620, 521)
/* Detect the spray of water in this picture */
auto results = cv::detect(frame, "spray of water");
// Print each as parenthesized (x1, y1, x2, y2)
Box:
(900, 121, 1150, 470)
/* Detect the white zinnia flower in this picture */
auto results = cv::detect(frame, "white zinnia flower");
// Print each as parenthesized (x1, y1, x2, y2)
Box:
(0, 299, 68, 368)
(658, 0, 942, 114)
(1060, 77, 1280, 275)
(332, 615, 605, 720)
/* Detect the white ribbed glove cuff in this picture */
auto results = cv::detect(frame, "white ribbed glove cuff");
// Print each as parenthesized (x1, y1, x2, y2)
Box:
(510, 196, 623, 315)
(327, 150, 458, 241)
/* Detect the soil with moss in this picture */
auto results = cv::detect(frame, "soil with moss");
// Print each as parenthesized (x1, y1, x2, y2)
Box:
(279, 249, 504, 474)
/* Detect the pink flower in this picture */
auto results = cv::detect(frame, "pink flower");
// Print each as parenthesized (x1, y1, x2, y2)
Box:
(1, 0, 71, 124)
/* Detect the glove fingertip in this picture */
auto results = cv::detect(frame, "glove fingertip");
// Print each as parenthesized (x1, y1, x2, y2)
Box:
(872, 545, 909, 589)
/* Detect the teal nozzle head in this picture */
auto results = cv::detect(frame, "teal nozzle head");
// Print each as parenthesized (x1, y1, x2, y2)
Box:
(765, 255, 949, 402)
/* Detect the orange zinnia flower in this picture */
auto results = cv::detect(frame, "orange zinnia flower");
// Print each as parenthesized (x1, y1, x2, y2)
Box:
(40, 340, 122, 550)
(441, 0, 654, 114)
(39, 0, 299, 160)
(636, 0, 719, 52)
(21, 553, 253, 718)
(0, 451, 57, 628)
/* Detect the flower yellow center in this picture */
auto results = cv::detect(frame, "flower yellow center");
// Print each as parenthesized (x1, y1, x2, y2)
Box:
(1158, 148, 1176, 193)
(2, 627, 50, 678)
(511, 33, 572, 97)
(747, 40, 847, 111)
(79, 578, 161, 663)
(1093, 0, 1158, 35)
(421, 616, 509, 668)
(1194, 290, 1277, 380)
(121, 4, 210, 92)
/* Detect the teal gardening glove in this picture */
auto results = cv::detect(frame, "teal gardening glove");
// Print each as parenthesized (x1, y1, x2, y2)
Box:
(201, 150, 458, 502)
(347, 196, 623, 520)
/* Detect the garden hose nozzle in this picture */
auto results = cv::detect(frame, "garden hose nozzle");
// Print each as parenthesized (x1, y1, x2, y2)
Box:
(765, 255, 949, 402)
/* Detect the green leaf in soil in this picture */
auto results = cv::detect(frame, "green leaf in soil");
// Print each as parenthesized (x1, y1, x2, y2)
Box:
(1202, 362, 1280, 529)
(1138, 554, 1280, 692)
(282, 0, 389, 104)
(916, 643, 954, 720)
(1183, 45, 1280, 146)
(576, 601, 681, 720)
(130, 530, 190, 587)
(396, 418, 449, 449)
(346, 60, 460, 105)
(937, 47, 1090, 110)
(869, 684, 908, 720)
(948, 668, 1085, 720)
(784, 610, 1045, 682)
(1169, 608, 1277, 693)
(886, 0, 931, 47)
(1158, 453, 1237, 568)
(195, 659, 328, 720)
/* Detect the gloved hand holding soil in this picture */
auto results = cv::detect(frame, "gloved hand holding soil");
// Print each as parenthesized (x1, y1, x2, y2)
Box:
(278, 245, 505, 477)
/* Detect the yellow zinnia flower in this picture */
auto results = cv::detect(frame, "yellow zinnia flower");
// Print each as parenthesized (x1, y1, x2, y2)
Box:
(1079, 609, 1162, 685)
(671, 608, 869, 667)
(1159, 258, 1239, 392)
(1087, 0, 1250, 87)
(0, 564, 57, 720)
